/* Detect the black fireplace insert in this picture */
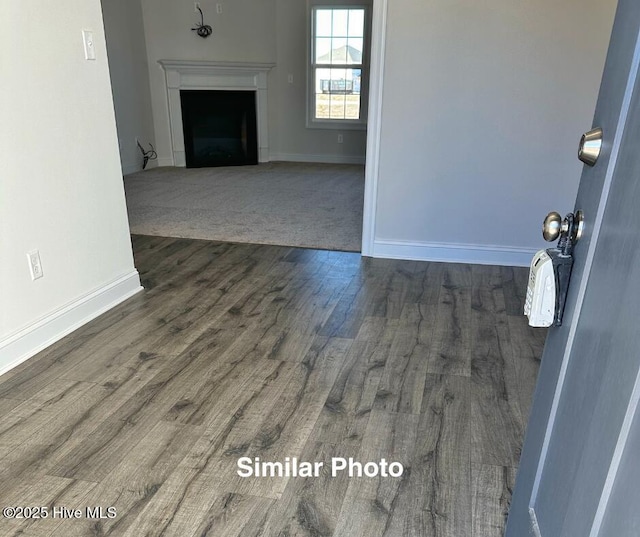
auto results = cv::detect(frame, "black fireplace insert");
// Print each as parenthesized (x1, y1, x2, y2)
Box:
(180, 90, 258, 168)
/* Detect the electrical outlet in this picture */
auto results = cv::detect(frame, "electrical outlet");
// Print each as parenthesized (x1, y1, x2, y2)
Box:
(288, 74, 294, 84)
(216, 3, 223, 14)
(337, 134, 344, 144)
(27, 250, 43, 281)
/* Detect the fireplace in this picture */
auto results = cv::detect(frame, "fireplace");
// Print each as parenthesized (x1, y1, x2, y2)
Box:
(159, 60, 275, 167)
(180, 90, 258, 167)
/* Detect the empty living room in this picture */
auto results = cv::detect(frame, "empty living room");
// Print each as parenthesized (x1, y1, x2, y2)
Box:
(4, 1, 640, 537)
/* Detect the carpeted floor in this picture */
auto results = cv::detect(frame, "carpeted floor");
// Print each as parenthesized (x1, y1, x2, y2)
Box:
(124, 162, 364, 252)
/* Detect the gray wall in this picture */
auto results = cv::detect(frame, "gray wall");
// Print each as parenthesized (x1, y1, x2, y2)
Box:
(101, 0, 155, 174)
(371, 0, 616, 264)
(0, 0, 139, 369)
(271, 0, 367, 162)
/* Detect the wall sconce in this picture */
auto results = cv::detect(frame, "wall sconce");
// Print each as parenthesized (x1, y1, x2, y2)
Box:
(192, 6, 212, 38)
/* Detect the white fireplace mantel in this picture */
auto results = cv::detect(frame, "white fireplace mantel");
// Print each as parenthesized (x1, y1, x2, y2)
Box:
(158, 60, 275, 166)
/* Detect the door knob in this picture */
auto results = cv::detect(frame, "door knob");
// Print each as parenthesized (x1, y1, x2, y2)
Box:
(578, 127, 603, 166)
(543, 211, 584, 245)
(543, 211, 565, 242)
(537, 211, 584, 327)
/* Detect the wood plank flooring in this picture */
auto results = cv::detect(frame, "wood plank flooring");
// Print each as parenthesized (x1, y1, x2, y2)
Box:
(0, 235, 546, 537)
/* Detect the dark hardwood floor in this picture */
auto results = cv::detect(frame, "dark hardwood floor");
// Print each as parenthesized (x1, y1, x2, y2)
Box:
(0, 236, 545, 537)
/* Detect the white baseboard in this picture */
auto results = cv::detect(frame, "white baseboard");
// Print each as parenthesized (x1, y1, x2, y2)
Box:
(157, 157, 174, 168)
(270, 153, 366, 165)
(371, 239, 537, 267)
(0, 271, 143, 378)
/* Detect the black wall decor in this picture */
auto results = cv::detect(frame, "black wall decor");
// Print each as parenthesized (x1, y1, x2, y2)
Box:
(192, 6, 212, 38)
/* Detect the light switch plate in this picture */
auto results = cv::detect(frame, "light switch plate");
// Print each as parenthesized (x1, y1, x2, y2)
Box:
(82, 30, 96, 60)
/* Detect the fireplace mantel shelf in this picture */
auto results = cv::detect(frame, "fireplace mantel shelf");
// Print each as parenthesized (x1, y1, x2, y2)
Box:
(158, 60, 275, 73)
(159, 60, 274, 166)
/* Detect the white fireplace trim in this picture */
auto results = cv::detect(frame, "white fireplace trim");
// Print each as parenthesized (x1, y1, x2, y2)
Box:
(158, 60, 275, 166)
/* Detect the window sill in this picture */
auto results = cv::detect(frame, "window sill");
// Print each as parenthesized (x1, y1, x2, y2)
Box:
(306, 119, 367, 131)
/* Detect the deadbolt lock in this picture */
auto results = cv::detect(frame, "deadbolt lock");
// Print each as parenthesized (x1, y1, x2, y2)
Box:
(578, 127, 603, 166)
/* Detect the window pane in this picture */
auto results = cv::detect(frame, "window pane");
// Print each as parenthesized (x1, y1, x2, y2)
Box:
(315, 68, 331, 94)
(348, 9, 365, 37)
(345, 94, 360, 120)
(315, 37, 331, 62)
(316, 9, 332, 37)
(346, 38, 363, 64)
(351, 68, 362, 95)
(316, 93, 330, 119)
(316, 68, 348, 95)
(330, 68, 348, 94)
(332, 10, 348, 37)
(330, 94, 346, 119)
(330, 37, 348, 64)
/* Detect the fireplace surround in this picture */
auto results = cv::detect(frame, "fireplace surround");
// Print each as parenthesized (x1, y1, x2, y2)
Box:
(158, 60, 274, 166)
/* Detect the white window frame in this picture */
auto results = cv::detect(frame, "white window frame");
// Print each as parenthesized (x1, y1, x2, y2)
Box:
(306, 0, 372, 130)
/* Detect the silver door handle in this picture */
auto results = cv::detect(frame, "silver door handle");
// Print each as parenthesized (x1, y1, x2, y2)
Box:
(543, 211, 584, 244)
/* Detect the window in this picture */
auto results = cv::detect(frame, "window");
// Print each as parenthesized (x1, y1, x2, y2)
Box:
(309, 4, 369, 127)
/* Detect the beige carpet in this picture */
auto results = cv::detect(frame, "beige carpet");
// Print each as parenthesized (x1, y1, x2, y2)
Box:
(124, 162, 364, 252)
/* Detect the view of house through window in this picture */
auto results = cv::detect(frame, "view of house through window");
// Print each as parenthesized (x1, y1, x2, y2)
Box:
(312, 7, 365, 121)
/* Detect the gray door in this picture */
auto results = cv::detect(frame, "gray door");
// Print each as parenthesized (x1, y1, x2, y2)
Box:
(506, 1, 640, 536)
